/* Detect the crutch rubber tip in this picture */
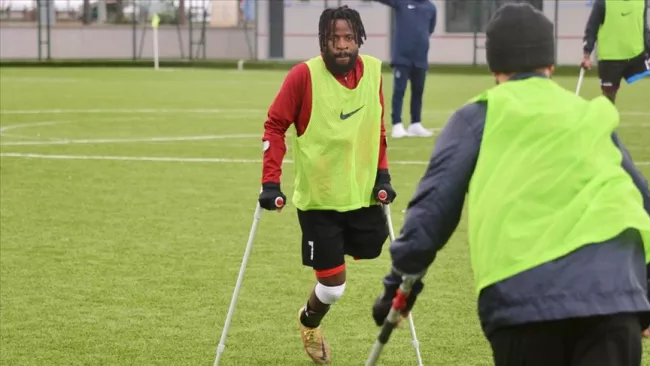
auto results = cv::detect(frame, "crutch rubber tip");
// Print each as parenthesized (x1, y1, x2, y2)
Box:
(378, 190, 387, 201)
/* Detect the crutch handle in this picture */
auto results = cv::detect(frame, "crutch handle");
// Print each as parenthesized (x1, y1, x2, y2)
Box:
(274, 196, 284, 209)
(378, 189, 388, 202)
(366, 275, 419, 366)
(379, 277, 417, 338)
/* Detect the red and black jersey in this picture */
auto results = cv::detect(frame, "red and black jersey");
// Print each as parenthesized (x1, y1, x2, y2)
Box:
(261, 56, 388, 184)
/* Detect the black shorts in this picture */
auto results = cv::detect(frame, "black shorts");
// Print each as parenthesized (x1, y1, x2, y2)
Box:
(297, 205, 389, 274)
(598, 52, 650, 87)
(488, 314, 643, 366)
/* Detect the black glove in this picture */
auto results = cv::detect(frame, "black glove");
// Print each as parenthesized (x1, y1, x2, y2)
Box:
(373, 169, 397, 204)
(258, 183, 286, 211)
(372, 270, 424, 326)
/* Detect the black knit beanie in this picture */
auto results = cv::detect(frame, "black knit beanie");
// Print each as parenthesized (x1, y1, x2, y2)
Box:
(485, 3, 555, 73)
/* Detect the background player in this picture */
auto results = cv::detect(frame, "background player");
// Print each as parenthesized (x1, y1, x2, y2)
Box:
(373, 0, 437, 138)
(581, 0, 650, 104)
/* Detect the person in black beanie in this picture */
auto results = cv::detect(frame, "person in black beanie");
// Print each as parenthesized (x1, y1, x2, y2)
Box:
(371, 3, 650, 365)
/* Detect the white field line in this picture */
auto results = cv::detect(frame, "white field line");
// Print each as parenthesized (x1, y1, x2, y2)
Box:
(0, 108, 648, 116)
(1, 152, 648, 166)
(0, 121, 67, 133)
(2, 125, 646, 147)
(0, 108, 264, 115)
(0, 109, 647, 165)
(0, 108, 644, 146)
(0, 119, 264, 146)
(0, 153, 423, 165)
(0, 77, 80, 83)
(0, 134, 261, 146)
(0, 153, 261, 163)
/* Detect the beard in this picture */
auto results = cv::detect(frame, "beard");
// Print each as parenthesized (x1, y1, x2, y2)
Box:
(322, 50, 358, 74)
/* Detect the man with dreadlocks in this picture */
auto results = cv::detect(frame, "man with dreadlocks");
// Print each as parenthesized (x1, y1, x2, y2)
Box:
(258, 5, 396, 364)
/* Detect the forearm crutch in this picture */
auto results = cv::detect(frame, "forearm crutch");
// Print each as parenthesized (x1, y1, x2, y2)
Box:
(366, 272, 422, 366)
(575, 67, 585, 96)
(214, 194, 284, 366)
(367, 191, 423, 365)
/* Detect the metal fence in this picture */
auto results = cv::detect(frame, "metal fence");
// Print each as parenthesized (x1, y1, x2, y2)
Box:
(1, 1, 644, 65)
(0, 0, 258, 61)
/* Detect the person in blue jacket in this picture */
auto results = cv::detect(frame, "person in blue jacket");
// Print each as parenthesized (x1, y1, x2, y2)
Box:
(373, 0, 437, 138)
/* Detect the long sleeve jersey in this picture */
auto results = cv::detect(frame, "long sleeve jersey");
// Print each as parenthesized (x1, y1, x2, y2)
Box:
(261, 56, 388, 185)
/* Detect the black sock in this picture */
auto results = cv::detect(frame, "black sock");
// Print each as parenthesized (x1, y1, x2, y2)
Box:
(300, 301, 330, 328)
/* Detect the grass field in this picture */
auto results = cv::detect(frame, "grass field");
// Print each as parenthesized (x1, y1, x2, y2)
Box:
(0, 66, 648, 366)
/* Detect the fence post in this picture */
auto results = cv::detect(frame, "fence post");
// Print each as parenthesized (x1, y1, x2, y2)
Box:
(471, 0, 480, 66)
(554, 0, 559, 62)
(132, 8, 137, 61)
(46, 0, 51, 60)
(37, 0, 42, 60)
(254, 0, 259, 60)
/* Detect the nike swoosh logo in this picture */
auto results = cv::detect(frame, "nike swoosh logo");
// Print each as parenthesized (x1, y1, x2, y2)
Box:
(340, 105, 364, 120)
(621, 11, 632, 16)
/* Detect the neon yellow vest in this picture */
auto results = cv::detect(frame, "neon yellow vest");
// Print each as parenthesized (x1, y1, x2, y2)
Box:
(292, 55, 383, 211)
(467, 76, 650, 295)
(597, 0, 646, 60)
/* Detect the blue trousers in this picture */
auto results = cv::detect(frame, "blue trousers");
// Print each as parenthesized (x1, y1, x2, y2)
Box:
(391, 65, 427, 125)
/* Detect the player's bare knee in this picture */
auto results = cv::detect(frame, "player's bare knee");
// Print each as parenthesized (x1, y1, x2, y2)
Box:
(314, 282, 346, 305)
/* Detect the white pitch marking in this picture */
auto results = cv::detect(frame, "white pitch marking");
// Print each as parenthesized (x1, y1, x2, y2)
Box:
(0, 134, 260, 146)
(0, 153, 262, 163)
(0, 77, 80, 83)
(0, 118, 224, 145)
(0, 108, 265, 115)
(0, 108, 647, 116)
(1, 152, 647, 166)
(0, 121, 67, 133)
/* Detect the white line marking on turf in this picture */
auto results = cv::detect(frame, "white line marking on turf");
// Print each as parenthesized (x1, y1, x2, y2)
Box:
(0, 134, 260, 146)
(0, 108, 647, 117)
(0, 108, 264, 115)
(0, 153, 263, 163)
(0, 77, 80, 83)
(0, 118, 167, 144)
(0, 121, 67, 133)
(1, 153, 648, 166)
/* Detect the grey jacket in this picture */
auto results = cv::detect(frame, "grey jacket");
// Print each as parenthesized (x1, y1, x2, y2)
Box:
(388, 73, 650, 336)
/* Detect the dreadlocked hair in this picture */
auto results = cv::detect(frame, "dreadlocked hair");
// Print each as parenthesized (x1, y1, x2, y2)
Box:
(318, 6, 366, 52)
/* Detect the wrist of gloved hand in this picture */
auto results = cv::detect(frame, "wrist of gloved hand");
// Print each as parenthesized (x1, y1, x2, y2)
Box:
(375, 169, 391, 185)
(262, 182, 281, 192)
(258, 182, 286, 210)
(372, 270, 424, 326)
(373, 170, 397, 203)
(380, 270, 424, 303)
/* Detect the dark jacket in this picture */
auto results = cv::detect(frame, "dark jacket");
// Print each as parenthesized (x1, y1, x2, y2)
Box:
(388, 73, 650, 336)
(374, 0, 436, 68)
(583, 0, 650, 55)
